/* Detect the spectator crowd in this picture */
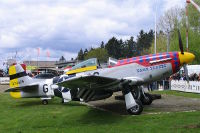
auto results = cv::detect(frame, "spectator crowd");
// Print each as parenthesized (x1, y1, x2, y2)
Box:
(169, 72, 200, 81)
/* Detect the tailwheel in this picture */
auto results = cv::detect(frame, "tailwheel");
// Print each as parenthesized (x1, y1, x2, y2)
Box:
(42, 99, 48, 105)
(127, 100, 143, 115)
(141, 93, 153, 105)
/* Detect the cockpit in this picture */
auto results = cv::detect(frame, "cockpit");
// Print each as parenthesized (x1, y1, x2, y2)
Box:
(66, 57, 118, 75)
(70, 58, 99, 70)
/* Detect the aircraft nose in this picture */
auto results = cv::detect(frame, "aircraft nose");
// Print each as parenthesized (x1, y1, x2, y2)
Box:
(178, 52, 195, 66)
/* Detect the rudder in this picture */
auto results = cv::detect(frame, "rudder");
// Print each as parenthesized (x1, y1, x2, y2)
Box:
(9, 64, 31, 88)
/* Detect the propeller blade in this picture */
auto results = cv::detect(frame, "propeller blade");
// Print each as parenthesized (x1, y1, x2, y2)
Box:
(183, 64, 189, 82)
(178, 30, 184, 54)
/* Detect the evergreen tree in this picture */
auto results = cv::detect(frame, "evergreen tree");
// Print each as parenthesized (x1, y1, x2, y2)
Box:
(105, 37, 122, 59)
(100, 41, 105, 48)
(136, 30, 154, 55)
(84, 48, 88, 57)
(77, 49, 84, 60)
(126, 36, 137, 57)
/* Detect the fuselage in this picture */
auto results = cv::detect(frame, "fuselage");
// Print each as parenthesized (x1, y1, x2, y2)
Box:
(9, 51, 195, 99)
(83, 51, 195, 84)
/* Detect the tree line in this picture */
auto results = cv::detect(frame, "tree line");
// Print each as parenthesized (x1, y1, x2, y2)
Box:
(77, 29, 154, 62)
(77, 1, 200, 64)
(149, 1, 200, 64)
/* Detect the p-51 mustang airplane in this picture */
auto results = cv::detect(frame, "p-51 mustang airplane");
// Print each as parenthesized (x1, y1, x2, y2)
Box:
(6, 31, 195, 115)
(5, 64, 78, 105)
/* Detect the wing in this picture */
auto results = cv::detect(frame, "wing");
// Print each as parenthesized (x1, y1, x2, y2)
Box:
(57, 75, 144, 90)
(57, 75, 144, 102)
(58, 75, 119, 90)
(5, 84, 39, 92)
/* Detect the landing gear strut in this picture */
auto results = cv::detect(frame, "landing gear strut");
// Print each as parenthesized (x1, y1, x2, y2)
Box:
(123, 84, 143, 115)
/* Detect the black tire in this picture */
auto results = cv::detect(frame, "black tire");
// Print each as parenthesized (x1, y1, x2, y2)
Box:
(141, 93, 153, 105)
(127, 100, 143, 115)
(42, 100, 48, 105)
(151, 94, 162, 100)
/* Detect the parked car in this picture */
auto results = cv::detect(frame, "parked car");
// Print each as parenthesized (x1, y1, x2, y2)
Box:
(33, 73, 55, 79)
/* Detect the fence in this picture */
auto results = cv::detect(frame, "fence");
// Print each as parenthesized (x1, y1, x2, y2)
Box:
(0, 77, 9, 84)
(170, 80, 200, 94)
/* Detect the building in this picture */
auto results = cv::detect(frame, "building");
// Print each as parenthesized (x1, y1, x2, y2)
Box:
(23, 60, 58, 75)
(23, 56, 76, 75)
(23, 61, 56, 69)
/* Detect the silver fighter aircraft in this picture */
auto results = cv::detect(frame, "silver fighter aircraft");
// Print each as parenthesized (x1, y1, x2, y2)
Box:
(6, 31, 195, 115)
(57, 31, 195, 115)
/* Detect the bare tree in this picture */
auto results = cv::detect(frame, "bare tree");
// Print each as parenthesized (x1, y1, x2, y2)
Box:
(158, 6, 183, 33)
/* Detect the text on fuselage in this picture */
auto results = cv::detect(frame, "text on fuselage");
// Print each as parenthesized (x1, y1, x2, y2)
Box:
(137, 64, 167, 73)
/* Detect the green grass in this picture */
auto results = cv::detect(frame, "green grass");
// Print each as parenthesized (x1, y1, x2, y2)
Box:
(1, 93, 200, 133)
(151, 90, 200, 99)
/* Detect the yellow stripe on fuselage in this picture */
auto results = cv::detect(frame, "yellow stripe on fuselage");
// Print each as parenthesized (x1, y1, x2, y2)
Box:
(10, 92, 21, 98)
(66, 66, 97, 75)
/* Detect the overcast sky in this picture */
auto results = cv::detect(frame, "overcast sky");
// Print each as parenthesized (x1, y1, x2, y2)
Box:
(0, 0, 184, 67)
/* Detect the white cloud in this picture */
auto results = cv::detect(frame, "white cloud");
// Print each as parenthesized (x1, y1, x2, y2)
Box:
(0, 0, 186, 68)
(0, 34, 19, 48)
(162, 0, 185, 11)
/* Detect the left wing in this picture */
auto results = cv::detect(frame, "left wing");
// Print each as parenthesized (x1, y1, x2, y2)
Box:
(57, 75, 143, 90)
(57, 75, 144, 102)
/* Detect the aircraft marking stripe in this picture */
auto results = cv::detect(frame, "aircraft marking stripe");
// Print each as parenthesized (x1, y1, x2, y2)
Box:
(10, 92, 21, 98)
(10, 71, 27, 80)
(10, 78, 19, 88)
(115, 52, 180, 72)
(67, 66, 97, 75)
(9, 65, 17, 75)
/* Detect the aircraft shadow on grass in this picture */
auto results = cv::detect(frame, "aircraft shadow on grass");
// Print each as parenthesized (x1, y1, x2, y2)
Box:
(15, 100, 86, 107)
(78, 108, 125, 124)
(88, 101, 128, 115)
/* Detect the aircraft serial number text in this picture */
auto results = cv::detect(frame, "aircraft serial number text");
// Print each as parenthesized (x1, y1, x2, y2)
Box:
(137, 64, 167, 73)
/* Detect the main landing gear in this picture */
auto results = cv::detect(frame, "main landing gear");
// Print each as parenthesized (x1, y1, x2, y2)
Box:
(140, 91, 153, 105)
(119, 85, 162, 115)
(122, 85, 143, 115)
(131, 86, 154, 105)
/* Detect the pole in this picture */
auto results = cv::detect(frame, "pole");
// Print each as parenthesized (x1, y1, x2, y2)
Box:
(186, 2, 189, 51)
(154, 0, 157, 90)
(154, 0, 157, 54)
(166, 29, 170, 52)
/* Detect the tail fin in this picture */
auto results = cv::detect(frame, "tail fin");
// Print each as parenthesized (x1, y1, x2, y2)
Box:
(9, 64, 32, 88)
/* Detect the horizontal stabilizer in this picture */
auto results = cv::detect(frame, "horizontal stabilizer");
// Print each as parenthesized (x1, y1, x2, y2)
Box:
(5, 84, 39, 92)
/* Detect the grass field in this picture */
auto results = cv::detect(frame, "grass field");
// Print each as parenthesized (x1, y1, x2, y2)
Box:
(1, 93, 200, 133)
(151, 90, 200, 98)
